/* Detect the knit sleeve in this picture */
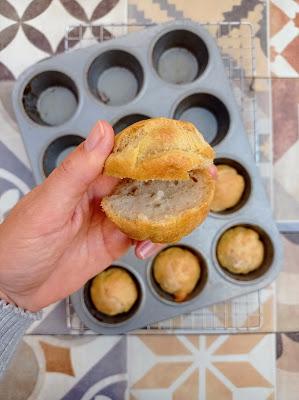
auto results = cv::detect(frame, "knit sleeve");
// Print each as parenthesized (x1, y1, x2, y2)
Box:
(0, 300, 41, 377)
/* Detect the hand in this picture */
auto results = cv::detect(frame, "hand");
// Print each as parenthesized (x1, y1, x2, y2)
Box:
(0, 121, 162, 312)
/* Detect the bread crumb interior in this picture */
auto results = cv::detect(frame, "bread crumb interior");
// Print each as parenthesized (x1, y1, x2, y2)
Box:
(106, 170, 206, 220)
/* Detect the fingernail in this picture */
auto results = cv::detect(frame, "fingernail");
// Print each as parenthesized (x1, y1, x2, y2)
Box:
(210, 164, 218, 179)
(85, 121, 104, 152)
(138, 241, 163, 259)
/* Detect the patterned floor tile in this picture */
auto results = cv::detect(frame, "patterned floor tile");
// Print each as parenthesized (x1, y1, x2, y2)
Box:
(0, 0, 127, 80)
(0, 340, 40, 400)
(270, 0, 299, 77)
(276, 233, 299, 331)
(128, 0, 270, 77)
(277, 333, 299, 400)
(128, 334, 276, 399)
(272, 78, 299, 162)
(272, 77, 299, 223)
(0, 335, 127, 400)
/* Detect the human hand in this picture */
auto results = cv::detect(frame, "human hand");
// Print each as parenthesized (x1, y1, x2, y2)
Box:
(0, 121, 163, 312)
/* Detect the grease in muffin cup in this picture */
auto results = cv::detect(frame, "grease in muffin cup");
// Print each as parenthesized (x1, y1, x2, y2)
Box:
(22, 71, 79, 126)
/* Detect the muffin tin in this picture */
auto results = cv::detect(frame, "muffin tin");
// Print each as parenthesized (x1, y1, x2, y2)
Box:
(12, 20, 283, 334)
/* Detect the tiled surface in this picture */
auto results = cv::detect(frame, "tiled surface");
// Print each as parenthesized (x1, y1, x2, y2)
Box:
(269, 0, 299, 77)
(276, 233, 299, 331)
(129, 0, 270, 78)
(0, 334, 276, 399)
(277, 333, 299, 400)
(272, 78, 299, 222)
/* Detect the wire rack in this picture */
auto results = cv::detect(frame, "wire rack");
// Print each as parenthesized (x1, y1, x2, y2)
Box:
(64, 22, 272, 334)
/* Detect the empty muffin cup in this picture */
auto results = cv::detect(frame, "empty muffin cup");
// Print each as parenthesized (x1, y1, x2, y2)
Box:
(152, 29, 209, 84)
(148, 245, 208, 305)
(214, 223, 274, 283)
(42, 134, 84, 177)
(211, 158, 251, 215)
(83, 266, 143, 325)
(173, 93, 230, 145)
(22, 71, 79, 126)
(113, 114, 150, 134)
(87, 50, 144, 106)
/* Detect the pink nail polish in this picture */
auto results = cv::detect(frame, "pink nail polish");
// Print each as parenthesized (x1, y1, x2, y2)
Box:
(138, 241, 163, 259)
(85, 121, 104, 152)
(210, 165, 218, 179)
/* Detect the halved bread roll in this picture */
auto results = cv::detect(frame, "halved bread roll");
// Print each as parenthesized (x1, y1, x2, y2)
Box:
(102, 118, 215, 243)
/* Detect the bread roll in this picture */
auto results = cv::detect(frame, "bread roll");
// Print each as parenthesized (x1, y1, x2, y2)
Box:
(211, 165, 245, 212)
(217, 227, 264, 274)
(153, 247, 200, 302)
(102, 118, 215, 243)
(104, 118, 215, 180)
(90, 267, 138, 316)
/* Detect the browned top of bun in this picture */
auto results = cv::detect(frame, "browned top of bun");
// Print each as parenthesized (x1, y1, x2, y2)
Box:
(104, 118, 215, 180)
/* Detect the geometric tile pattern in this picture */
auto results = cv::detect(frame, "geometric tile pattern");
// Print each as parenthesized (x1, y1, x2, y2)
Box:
(128, 334, 276, 399)
(0, 334, 277, 399)
(270, 0, 299, 77)
(129, 0, 270, 77)
(277, 332, 299, 400)
(0, 0, 127, 80)
(40, 341, 75, 376)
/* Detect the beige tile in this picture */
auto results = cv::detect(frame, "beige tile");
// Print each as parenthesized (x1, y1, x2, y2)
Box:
(214, 361, 272, 388)
(139, 336, 191, 356)
(206, 369, 232, 400)
(173, 370, 199, 400)
(133, 362, 191, 389)
(214, 334, 267, 355)
(40, 340, 74, 376)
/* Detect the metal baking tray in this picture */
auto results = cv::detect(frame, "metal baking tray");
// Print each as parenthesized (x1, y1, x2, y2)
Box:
(12, 20, 283, 334)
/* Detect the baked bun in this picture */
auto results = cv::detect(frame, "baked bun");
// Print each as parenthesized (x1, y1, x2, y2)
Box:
(211, 165, 245, 212)
(153, 247, 201, 302)
(102, 118, 215, 243)
(104, 118, 215, 180)
(90, 267, 138, 316)
(217, 227, 264, 274)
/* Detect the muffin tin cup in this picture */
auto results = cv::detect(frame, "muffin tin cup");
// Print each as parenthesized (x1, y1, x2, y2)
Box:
(212, 221, 275, 285)
(22, 70, 79, 126)
(210, 155, 252, 218)
(147, 245, 209, 306)
(82, 265, 144, 326)
(42, 134, 85, 177)
(113, 113, 151, 134)
(173, 93, 230, 145)
(151, 29, 209, 84)
(13, 20, 283, 334)
(87, 49, 144, 106)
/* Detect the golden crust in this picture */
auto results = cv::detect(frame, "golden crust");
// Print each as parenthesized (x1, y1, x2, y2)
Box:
(211, 165, 245, 212)
(90, 267, 138, 316)
(217, 227, 264, 274)
(101, 170, 215, 243)
(104, 118, 215, 180)
(153, 247, 201, 301)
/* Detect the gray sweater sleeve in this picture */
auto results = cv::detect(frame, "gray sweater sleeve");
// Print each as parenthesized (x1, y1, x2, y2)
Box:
(0, 300, 41, 377)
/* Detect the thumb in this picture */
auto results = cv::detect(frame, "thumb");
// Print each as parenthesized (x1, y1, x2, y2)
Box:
(43, 120, 114, 211)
